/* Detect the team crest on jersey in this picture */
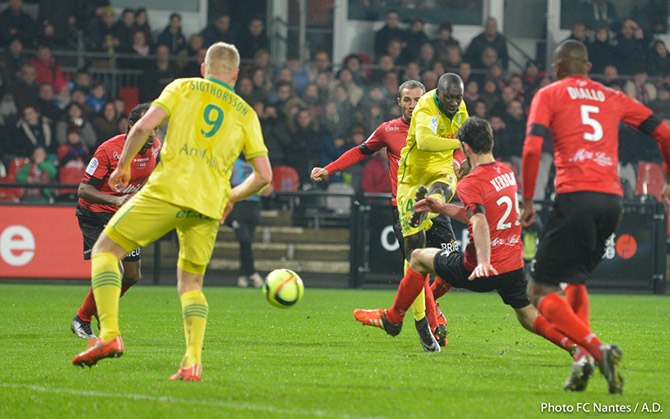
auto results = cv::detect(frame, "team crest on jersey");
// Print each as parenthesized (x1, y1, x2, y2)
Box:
(113, 151, 121, 160)
(85, 158, 99, 175)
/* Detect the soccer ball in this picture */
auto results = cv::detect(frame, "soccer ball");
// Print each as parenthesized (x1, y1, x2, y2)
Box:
(263, 268, 304, 308)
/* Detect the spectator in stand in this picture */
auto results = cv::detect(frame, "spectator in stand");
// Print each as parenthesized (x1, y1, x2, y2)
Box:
(308, 50, 332, 81)
(600, 64, 620, 87)
(491, 85, 519, 118)
(473, 46, 498, 72)
(624, 70, 657, 105)
(139, 44, 176, 103)
(116, 114, 128, 134)
(369, 55, 396, 85)
(267, 79, 293, 111)
(342, 54, 366, 85)
(121, 30, 151, 69)
(251, 48, 274, 84)
(482, 62, 507, 91)
(133, 8, 153, 46)
(0, 0, 38, 47)
(200, 13, 235, 47)
(336, 69, 364, 107)
(463, 79, 479, 107)
(374, 10, 406, 59)
(431, 20, 460, 63)
(584, 0, 619, 30)
(11, 63, 38, 112)
(301, 83, 323, 119)
(502, 99, 526, 164)
(286, 108, 322, 186)
(1, 38, 27, 84)
(236, 17, 269, 60)
(38, 0, 77, 50)
(0, 73, 18, 128)
(85, 82, 106, 114)
(92, 102, 119, 141)
(56, 102, 97, 149)
(57, 125, 90, 169)
(54, 85, 71, 109)
(91, 6, 121, 53)
(648, 84, 670, 119)
(113, 8, 135, 51)
(587, 25, 615, 75)
(361, 150, 392, 194)
(636, 0, 668, 34)
(386, 38, 404, 65)
(416, 43, 436, 71)
(70, 89, 88, 114)
(180, 47, 206, 78)
(71, 69, 91, 94)
(320, 134, 347, 170)
(285, 55, 311, 96)
(157, 13, 187, 55)
(74, 0, 111, 46)
(403, 61, 421, 82)
(465, 17, 509, 70)
(421, 70, 438, 91)
(30, 43, 67, 93)
(112, 98, 125, 117)
(472, 99, 488, 119)
(564, 20, 587, 44)
(258, 103, 291, 166)
(647, 40, 670, 76)
(479, 78, 500, 111)
(16, 146, 56, 203)
(402, 19, 430, 63)
(36, 82, 63, 123)
(458, 61, 472, 85)
(614, 18, 651, 75)
(15, 105, 54, 156)
(250, 67, 270, 102)
(443, 45, 462, 70)
(521, 60, 549, 93)
(180, 34, 204, 63)
(490, 115, 510, 160)
(320, 100, 350, 140)
(236, 76, 255, 104)
(509, 74, 529, 107)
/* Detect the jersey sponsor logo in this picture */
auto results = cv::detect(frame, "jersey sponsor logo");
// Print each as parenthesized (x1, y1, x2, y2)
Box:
(138, 163, 146, 168)
(430, 116, 438, 134)
(385, 125, 400, 132)
(152, 146, 161, 158)
(133, 157, 149, 163)
(568, 148, 614, 167)
(567, 86, 605, 102)
(491, 234, 521, 248)
(85, 158, 99, 175)
(179, 144, 218, 168)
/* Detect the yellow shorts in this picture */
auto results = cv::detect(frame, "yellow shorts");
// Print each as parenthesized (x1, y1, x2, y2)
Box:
(397, 173, 458, 237)
(104, 191, 219, 275)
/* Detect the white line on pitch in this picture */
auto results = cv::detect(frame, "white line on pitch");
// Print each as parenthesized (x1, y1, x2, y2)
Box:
(0, 383, 383, 419)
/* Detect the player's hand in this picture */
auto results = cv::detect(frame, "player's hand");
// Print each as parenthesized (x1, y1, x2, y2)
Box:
(662, 183, 670, 213)
(115, 194, 133, 207)
(468, 263, 498, 280)
(520, 202, 536, 227)
(220, 199, 235, 224)
(310, 167, 329, 182)
(413, 196, 444, 213)
(108, 166, 131, 193)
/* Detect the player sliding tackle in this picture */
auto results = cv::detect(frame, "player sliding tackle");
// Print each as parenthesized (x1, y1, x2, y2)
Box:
(355, 74, 469, 352)
(355, 117, 583, 365)
(521, 40, 670, 393)
(72, 42, 272, 381)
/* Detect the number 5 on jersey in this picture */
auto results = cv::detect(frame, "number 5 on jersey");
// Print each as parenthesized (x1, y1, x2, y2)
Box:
(202, 104, 224, 138)
(580, 105, 602, 142)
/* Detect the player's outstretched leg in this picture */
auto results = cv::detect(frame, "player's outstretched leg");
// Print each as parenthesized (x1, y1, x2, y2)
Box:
(173, 287, 208, 381)
(599, 344, 624, 394)
(353, 309, 403, 336)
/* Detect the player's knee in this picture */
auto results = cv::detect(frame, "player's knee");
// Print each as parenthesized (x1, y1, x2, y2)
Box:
(409, 249, 430, 274)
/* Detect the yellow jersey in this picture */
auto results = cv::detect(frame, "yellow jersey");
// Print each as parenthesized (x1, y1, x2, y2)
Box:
(398, 89, 469, 185)
(142, 77, 268, 220)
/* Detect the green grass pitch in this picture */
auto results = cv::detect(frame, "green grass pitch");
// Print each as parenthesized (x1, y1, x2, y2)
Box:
(0, 284, 668, 418)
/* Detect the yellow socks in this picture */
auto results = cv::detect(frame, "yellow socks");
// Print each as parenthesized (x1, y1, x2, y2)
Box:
(180, 289, 208, 367)
(91, 252, 122, 342)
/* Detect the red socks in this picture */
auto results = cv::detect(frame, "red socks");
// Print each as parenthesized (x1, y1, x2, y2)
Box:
(563, 284, 590, 327)
(424, 278, 438, 331)
(533, 315, 575, 351)
(431, 276, 453, 300)
(386, 267, 427, 323)
(538, 293, 603, 362)
(76, 284, 132, 322)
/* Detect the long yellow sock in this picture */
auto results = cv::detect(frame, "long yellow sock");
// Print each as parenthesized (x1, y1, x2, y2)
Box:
(180, 289, 208, 367)
(91, 252, 122, 341)
(404, 260, 426, 321)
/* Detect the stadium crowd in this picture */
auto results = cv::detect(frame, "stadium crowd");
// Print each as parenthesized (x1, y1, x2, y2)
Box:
(0, 1, 667, 203)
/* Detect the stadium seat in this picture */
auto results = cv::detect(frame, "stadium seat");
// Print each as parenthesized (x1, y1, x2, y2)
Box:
(57, 166, 85, 200)
(0, 175, 23, 202)
(635, 162, 664, 202)
(7, 157, 29, 178)
(117, 87, 139, 114)
(272, 166, 300, 191)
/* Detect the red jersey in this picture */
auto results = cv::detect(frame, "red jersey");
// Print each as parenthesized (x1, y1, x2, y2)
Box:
(457, 161, 523, 274)
(78, 134, 162, 213)
(324, 116, 465, 205)
(523, 74, 670, 199)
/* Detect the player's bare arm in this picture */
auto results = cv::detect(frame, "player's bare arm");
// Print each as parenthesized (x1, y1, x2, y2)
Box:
(109, 105, 167, 192)
(469, 212, 498, 280)
(78, 182, 132, 207)
(310, 167, 329, 182)
(413, 196, 467, 223)
(520, 198, 536, 227)
(223, 155, 272, 220)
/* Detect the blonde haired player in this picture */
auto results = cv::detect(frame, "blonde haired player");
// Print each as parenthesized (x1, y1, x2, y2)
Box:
(355, 73, 468, 352)
(72, 42, 272, 381)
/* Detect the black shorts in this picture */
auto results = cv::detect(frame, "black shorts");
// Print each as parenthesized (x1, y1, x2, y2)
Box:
(433, 251, 530, 309)
(76, 204, 141, 262)
(532, 191, 622, 286)
(392, 206, 457, 260)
